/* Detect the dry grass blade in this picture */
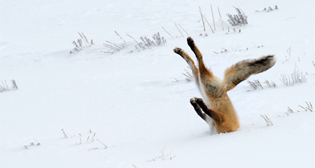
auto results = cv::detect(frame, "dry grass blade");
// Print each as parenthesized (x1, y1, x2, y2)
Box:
(227, 7, 248, 26)
(248, 80, 257, 89)
(90, 132, 96, 142)
(106, 41, 121, 49)
(175, 23, 184, 37)
(264, 80, 276, 88)
(218, 7, 224, 30)
(162, 27, 174, 39)
(255, 80, 263, 89)
(248, 80, 264, 89)
(304, 101, 313, 112)
(61, 129, 68, 138)
(178, 23, 189, 36)
(297, 101, 313, 112)
(96, 139, 107, 149)
(11, 80, 18, 89)
(210, 4, 216, 31)
(199, 7, 206, 31)
(127, 34, 139, 43)
(0, 80, 18, 92)
(182, 67, 193, 82)
(202, 14, 214, 33)
(0, 80, 9, 92)
(70, 32, 93, 53)
(280, 66, 306, 86)
(265, 80, 271, 87)
(287, 107, 293, 113)
(172, 78, 179, 83)
(78, 32, 91, 47)
(82, 32, 91, 47)
(298, 105, 307, 111)
(103, 41, 121, 51)
(78, 32, 87, 47)
(101, 51, 114, 54)
(260, 115, 273, 126)
(305, 101, 311, 108)
(115, 31, 126, 43)
(135, 32, 166, 50)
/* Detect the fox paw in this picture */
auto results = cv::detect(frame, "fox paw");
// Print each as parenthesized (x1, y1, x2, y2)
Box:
(187, 37, 195, 46)
(195, 98, 204, 104)
(173, 47, 183, 54)
(190, 97, 200, 103)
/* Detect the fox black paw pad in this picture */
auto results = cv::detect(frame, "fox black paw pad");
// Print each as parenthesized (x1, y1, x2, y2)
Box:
(173, 47, 183, 54)
(187, 37, 194, 46)
(195, 98, 203, 104)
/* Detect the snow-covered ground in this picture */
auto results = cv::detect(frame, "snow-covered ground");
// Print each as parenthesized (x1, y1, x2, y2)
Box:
(1, 0, 314, 167)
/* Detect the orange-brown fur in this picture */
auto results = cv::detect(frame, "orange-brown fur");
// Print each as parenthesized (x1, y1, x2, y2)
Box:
(174, 37, 276, 134)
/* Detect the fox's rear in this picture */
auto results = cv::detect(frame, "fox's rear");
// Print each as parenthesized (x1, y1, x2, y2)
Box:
(174, 37, 275, 134)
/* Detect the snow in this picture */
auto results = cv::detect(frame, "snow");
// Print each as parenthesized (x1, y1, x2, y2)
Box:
(1, 0, 315, 167)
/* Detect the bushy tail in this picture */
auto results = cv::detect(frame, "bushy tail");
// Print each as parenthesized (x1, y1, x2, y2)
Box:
(222, 55, 276, 91)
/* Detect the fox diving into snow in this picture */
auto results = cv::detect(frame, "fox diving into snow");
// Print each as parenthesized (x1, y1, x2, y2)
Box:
(173, 37, 276, 134)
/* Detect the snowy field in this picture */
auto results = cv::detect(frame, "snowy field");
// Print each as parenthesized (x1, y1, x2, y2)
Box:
(1, 0, 315, 167)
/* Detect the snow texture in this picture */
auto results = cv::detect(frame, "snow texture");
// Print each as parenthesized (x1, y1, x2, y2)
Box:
(1, 0, 315, 168)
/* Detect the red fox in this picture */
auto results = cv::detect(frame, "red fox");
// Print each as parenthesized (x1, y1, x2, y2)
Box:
(174, 37, 276, 134)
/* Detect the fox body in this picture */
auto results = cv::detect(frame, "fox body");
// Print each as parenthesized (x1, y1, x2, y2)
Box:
(174, 37, 276, 134)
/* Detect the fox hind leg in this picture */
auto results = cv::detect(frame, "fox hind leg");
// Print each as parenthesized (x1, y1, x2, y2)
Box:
(174, 47, 202, 91)
(190, 97, 207, 122)
(186, 37, 220, 96)
(190, 97, 223, 124)
(194, 98, 223, 123)
(187, 37, 203, 60)
(186, 37, 215, 79)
